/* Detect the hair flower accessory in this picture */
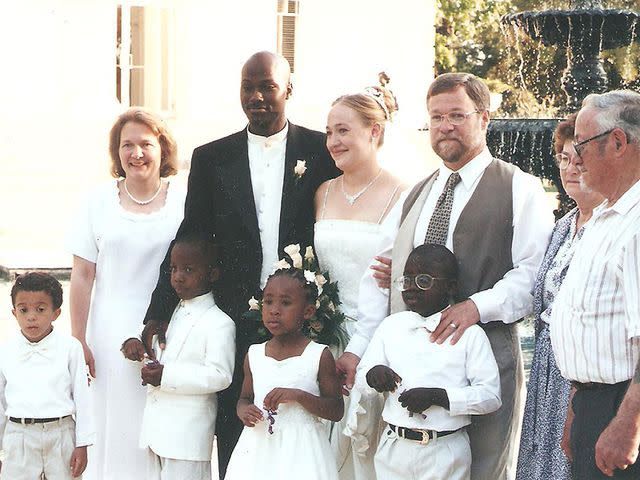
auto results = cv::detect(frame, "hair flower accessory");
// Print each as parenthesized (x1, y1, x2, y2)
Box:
(294, 160, 307, 182)
(243, 243, 348, 349)
(273, 259, 291, 271)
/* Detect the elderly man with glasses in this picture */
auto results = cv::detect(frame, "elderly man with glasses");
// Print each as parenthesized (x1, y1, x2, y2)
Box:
(550, 90, 640, 479)
(350, 72, 554, 480)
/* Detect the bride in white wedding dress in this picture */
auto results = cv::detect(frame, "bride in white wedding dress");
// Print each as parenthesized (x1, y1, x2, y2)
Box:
(314, 86, 405, 480)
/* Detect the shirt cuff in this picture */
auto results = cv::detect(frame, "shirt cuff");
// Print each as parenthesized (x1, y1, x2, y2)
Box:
(75, 431, 96, 448)
(470, 292, 515, 324)
(345, 335, 368, 359)
(444, 387, 467, 416)
(160, 364, 180, 392)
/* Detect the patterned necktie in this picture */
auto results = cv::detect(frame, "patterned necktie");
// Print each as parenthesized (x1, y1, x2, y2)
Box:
(424, 172, 461, 245)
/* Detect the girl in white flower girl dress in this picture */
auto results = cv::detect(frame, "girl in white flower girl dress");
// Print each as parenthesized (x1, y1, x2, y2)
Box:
(225, 268, 343, 480)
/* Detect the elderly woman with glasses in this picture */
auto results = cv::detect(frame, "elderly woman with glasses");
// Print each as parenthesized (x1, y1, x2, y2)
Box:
(515, 114, 604, 480)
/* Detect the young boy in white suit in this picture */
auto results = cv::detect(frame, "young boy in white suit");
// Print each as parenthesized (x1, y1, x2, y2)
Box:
(128, 233, 235, 479)
(356, 244, 501, 480)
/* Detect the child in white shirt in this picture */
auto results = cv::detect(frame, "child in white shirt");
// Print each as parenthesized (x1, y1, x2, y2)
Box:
(126, 233, 236, 480)
(0, 272, 94, 479)
(357, 244, 501, 480)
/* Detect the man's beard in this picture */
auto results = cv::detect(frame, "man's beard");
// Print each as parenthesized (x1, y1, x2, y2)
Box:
(433, 137, 466, 163)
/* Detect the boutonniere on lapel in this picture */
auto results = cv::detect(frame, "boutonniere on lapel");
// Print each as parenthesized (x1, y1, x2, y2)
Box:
(294, 160, 307, 184)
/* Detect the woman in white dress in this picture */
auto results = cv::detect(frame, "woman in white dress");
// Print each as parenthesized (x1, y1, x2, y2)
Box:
(314, 87, 406, 480)
(67, 108, 186, 480)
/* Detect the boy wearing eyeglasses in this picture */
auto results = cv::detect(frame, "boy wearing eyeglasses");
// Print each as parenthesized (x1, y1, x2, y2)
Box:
(355, 244, 501, 480)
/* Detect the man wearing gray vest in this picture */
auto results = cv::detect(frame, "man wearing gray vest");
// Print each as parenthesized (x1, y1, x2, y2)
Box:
(350, 73, 554, 480)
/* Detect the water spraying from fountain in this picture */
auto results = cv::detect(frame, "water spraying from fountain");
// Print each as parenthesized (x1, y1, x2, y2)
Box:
(488, 0, 640, 215)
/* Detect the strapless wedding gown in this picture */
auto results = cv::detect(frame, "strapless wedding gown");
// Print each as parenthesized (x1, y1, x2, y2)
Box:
(315, 210, 400, 480)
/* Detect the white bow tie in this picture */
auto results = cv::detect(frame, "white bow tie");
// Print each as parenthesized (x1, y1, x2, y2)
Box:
(412, 313, 441, 333)
(20, 342, 50, 361)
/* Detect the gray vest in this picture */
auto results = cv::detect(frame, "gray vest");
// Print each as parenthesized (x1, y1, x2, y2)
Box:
(391, 158, 515, 314)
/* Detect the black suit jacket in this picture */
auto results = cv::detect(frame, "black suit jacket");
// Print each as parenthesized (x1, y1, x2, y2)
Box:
(145, 122, 338, 345)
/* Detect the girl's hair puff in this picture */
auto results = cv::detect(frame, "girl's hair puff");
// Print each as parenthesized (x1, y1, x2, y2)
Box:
(266, 268, 318, 305)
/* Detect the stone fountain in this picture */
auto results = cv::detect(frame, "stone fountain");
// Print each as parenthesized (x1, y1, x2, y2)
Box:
(487, 0, 640, 215)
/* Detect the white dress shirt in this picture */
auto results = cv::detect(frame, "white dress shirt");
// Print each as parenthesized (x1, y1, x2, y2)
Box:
(0, 328, 95, 448)
(247, 124, 288, 288)
(356, 310, 501, 432)
(350, 149, 553, 357)
(551, 180, 640, 384)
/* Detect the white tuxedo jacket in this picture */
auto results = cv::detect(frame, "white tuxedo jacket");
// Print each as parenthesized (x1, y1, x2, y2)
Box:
(139, 293, 236, 461)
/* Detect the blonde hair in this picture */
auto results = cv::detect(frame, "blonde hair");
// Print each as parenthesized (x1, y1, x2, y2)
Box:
(108, 108, 178, 178)
(332, 86, 398, 148)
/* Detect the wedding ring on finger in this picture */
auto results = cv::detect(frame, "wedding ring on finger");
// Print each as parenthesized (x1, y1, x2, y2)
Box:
(449, 322, 458, 329)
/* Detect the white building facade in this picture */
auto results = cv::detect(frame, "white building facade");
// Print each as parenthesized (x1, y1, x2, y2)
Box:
(0, 0, 436, 267)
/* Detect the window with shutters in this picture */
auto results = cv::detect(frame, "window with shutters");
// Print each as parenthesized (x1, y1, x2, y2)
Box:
(277, 0, 299, 72)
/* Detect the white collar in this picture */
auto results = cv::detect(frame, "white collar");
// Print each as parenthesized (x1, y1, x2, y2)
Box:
(437, 147, 493, 190)
(177, 292, 216, 312)
(600, 178, 640, 216)
(247, 122, 289, 148)
(19, 326, 57, 346)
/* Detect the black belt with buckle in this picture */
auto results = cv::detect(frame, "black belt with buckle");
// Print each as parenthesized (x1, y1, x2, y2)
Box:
(388, 423, 460, 445)
(9, 415, 70, 425)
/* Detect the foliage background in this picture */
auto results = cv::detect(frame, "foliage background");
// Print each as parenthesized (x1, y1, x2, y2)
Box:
(435, 0, 640, 117)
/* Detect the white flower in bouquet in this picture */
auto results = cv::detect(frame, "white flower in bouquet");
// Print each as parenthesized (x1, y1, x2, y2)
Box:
(304, 246, 315, 262)
(304, 270, 316, 284)
(315, 274, 327, 294)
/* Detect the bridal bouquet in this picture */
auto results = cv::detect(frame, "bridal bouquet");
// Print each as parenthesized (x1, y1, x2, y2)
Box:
(243, 244, 348, 349)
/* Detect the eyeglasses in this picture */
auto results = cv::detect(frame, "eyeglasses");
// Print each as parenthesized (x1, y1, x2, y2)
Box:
(554, 152, 573, 170)
(394, 274, 450, 292)
(572, 129, 614, 158)
(429, 111, 481, 128)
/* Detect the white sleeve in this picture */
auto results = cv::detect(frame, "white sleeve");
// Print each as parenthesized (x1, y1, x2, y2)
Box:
(69, 338, 95, 447)
(354, 318, 391, 394)
(0, 355, 7, 459)
(471, 170, 554, 323)
(65, 187, 102, 263)
(446, 327, 502, 416)
(348, 241, 393, 358)
(622, 232, 640, 338)
(162, 316, 236, 395)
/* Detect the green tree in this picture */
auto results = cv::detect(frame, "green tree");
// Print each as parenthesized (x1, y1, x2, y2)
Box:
(435, 0, 640, 117)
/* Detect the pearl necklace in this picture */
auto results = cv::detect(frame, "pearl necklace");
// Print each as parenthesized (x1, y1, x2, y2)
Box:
(341, 169, 383, 206)
(123, 179, 163, 205)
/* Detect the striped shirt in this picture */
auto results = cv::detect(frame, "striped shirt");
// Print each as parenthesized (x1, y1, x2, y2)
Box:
(550, 179, 640, 384)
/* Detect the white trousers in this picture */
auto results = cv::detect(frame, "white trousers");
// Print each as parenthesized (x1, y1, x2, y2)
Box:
(0, 416, 77, 480)
(146, 448, 211, 480)
(374, 427, 471, 480)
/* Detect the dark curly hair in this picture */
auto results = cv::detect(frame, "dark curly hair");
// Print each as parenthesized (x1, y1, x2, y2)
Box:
(266, 268, 318, 305)
(11, 272, 63, 309)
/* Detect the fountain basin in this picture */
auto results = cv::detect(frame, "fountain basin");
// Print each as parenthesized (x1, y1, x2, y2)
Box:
(504, 9, 640, 50)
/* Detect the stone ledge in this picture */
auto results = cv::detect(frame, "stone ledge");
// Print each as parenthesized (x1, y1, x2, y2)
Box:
(0, 266, 71, 281)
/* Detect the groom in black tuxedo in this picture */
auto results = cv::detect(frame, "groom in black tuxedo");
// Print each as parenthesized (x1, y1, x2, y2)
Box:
(140, 51, 338, 477)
